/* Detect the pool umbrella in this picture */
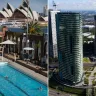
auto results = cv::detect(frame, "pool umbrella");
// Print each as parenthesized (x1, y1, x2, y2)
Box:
(0, 40, 16, 53)
(23, 47, 34, 60)
(0, 40, 16, 44)
(23, 47, 34, 51)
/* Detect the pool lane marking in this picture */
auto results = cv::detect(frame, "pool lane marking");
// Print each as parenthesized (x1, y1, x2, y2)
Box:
(8, 65, 47, 92)
(0, 74, 30, 96)
(0, 83, 17, 96)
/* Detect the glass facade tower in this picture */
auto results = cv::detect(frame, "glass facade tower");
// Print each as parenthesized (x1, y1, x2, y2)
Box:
(56, 12, 83, 83)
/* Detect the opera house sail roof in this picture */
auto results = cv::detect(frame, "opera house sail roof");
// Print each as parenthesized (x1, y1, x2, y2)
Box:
(0, 1, 39, 21)
(0, 1, 48, 23)
(0, 3, 14, 18)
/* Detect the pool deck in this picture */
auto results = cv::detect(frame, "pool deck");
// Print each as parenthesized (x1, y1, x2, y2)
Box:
(4, 54, 47, 77)
(0, 57, 48, 85)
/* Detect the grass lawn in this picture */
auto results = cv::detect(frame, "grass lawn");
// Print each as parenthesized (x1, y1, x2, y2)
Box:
(84, 66, 94, 71)
(83, 58, 91, 63)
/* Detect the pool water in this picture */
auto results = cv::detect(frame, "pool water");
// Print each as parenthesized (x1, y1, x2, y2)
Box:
(0, 62, 47, 96)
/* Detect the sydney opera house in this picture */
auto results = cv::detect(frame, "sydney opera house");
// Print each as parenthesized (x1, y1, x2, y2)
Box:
(0, 1, 47, 22)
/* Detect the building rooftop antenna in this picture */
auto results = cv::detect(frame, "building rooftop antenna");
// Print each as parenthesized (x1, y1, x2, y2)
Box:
(52, 1, 57, 10)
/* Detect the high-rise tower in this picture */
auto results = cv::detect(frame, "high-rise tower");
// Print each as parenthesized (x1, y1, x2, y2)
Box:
(56, 12, 83, 83)
(94, 16, 96, 55)
(50, 11, 60, 58)
(49, 10, 60, 58)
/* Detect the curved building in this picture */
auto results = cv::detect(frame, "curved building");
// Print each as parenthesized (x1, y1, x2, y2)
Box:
(39, 16, 48, 21)
(56, 12, 83, 84)
(6, 3, 14, 13)
(0, 1, 47, 22)
(12, 8, 31, 19)
(0, 1, 39, 21)
(0, 10, 9, 18)
(12, 1, 38, 21)
(0, 3, 14, 18)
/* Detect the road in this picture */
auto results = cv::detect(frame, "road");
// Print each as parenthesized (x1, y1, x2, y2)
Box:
(49, 89, 76, 96)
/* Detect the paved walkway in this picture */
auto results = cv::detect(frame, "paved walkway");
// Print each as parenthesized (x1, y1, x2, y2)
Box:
(4, 53, 47, 77)
(0, 57, 48, 85)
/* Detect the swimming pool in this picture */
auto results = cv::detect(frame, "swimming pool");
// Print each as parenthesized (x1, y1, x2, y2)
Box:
(0, 62, 47, 96)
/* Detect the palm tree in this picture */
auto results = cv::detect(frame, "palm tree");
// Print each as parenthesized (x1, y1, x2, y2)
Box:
(23, 21, 43, 35)
(22, 21, 43, 63)
(28, 21, 43, 35)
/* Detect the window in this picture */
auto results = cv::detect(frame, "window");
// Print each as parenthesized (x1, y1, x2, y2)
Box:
(70, 36, 73, 53)
(71, 66, 74, 75)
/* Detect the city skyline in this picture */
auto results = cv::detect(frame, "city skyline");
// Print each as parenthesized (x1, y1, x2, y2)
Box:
(0, 0, 47, 13)
(48, 0, 96, 11)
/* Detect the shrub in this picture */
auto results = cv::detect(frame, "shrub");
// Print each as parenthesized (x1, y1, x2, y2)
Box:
(85, 72, 91, 77)
(53, 57, 58, 62)
(49, 57, 53, 63)
(94, 73, 96, 76)
(84, 78, 89, 85)
(92, 80, 96, 86)
(83, 58, 91, 63)
(93, 87, 96, 96)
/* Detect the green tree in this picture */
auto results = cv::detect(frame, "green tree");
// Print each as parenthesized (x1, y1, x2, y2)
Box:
(27, 21, 43, 35)
(22, 21, 43, 35)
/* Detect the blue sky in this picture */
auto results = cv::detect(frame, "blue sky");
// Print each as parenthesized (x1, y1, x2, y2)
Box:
(48, 0, 96, 10)
(0, 0, 47, 13)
